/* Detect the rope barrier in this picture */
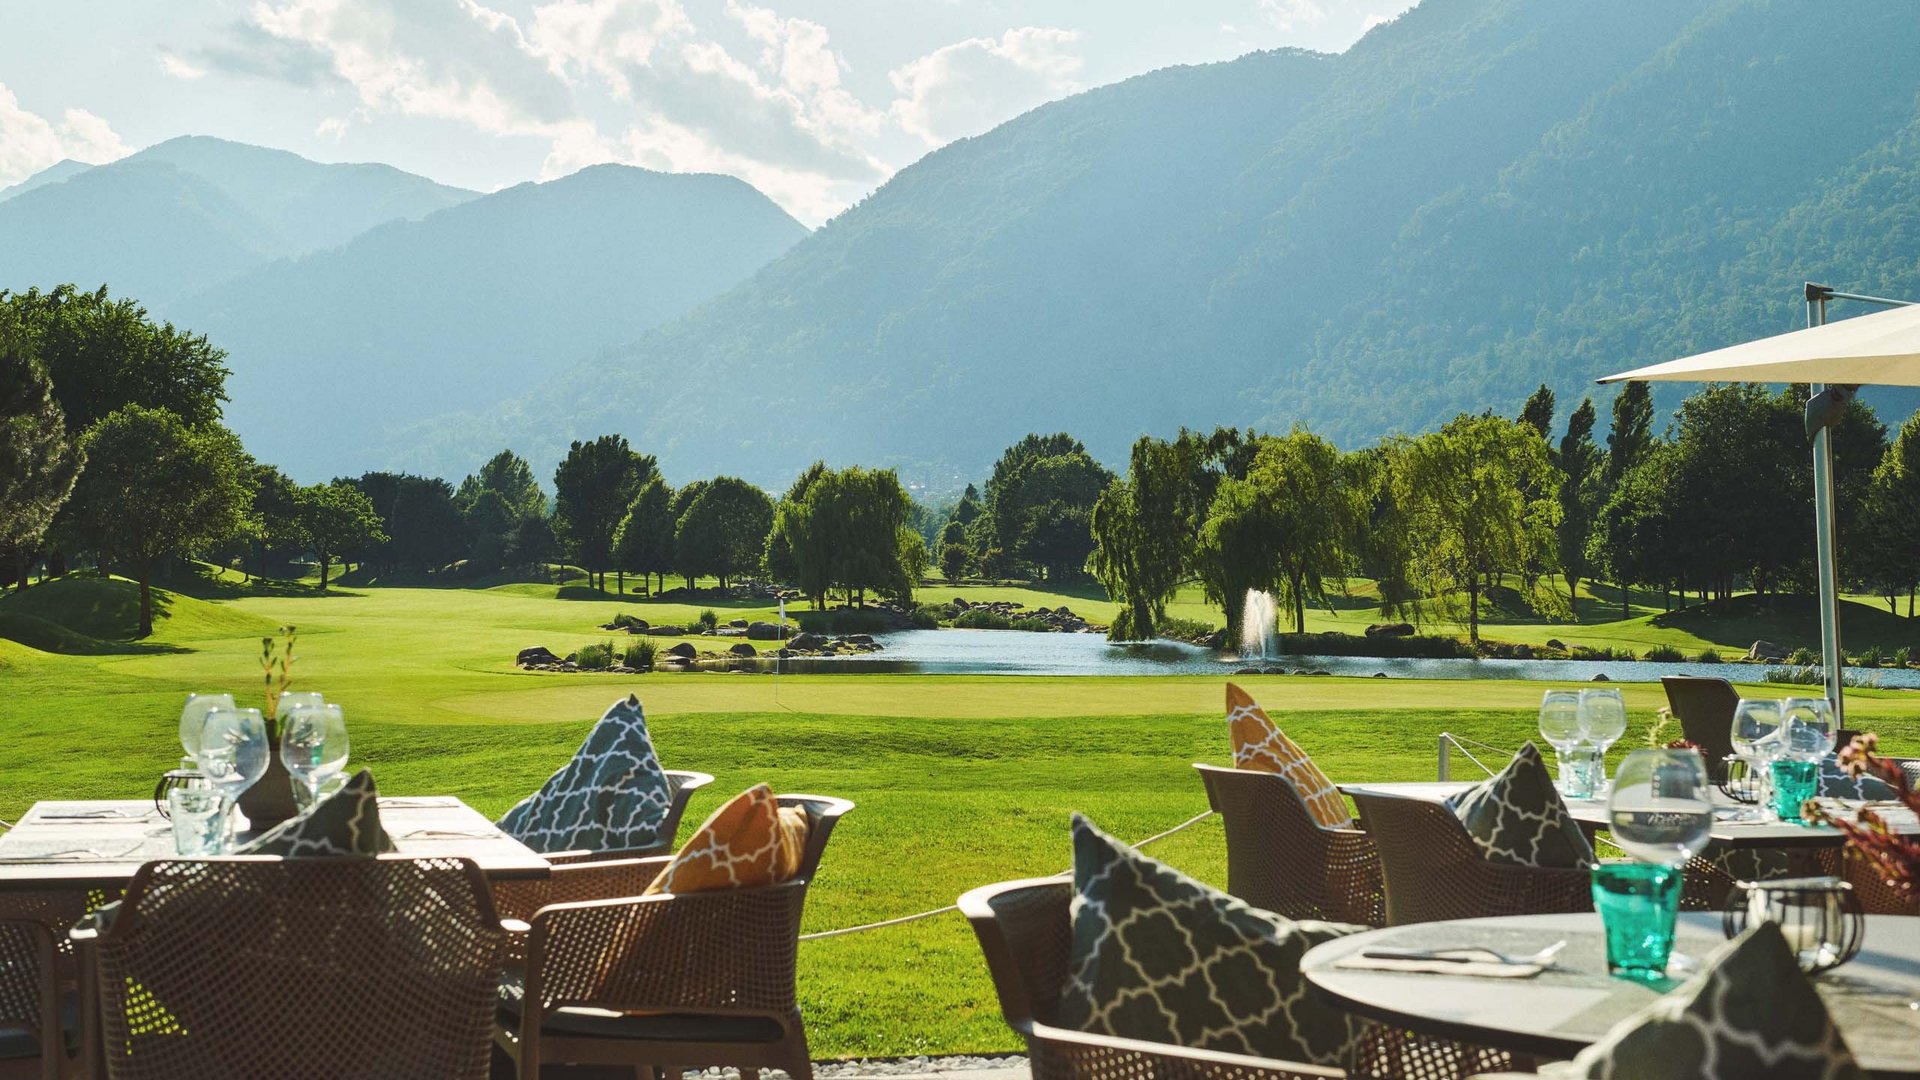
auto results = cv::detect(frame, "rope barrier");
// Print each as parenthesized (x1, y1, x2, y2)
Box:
(1438, 731, 1507, 779)
(796, 808, 1217, 942)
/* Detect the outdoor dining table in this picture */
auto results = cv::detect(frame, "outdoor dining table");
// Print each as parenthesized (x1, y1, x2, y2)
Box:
(1300, 911, 1920, 1077)
(0, 796, 549, 888)
(1337, 779, 1920, 849)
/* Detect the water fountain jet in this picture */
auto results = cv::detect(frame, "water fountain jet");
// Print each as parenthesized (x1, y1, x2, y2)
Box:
(1240, 589, 1279, 660)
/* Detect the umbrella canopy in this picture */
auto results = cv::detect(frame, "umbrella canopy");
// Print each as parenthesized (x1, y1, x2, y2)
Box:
(1599, 302, 1920, 385)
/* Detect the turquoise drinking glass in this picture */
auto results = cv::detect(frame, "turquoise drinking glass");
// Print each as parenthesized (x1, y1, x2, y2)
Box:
(1770, 759, 1820, 822)
(1591, 862, 1681, 981)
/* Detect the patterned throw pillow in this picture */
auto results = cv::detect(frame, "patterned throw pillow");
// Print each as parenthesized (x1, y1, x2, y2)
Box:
(1226, 683, 1353, 829)
(1056, 814, 1368, 1068)
(237, 769, 393, 856)
(1554, 921, 1863, 1080)
(1818, 758, 1897, 801)
(643, 784, 809, 895)
(497, 694, 674, 854)
(1447, 742, 1596, 869)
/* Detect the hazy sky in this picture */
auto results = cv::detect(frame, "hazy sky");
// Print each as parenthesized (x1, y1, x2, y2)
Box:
(0, 0, 1411, 224)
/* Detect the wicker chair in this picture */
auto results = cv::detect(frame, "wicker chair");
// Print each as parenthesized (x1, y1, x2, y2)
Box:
(493, 794, 854, 1080)
(0, 920, 61, 1080)
(1194, 765, 1384, 927)
(1350, 791, 1591, 926)
(540, 769, 718, 864)
(959, 877, 1517, 1080)
(73, 856, 507, 1080)
(1660, 676, 1738, 765)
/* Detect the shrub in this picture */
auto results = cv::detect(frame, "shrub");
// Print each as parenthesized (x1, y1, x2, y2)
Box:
(1788, 647, 1820, 666)
(623, 638, 656, 670)
(1643, 644, 1685, 663)
(612, 612, 646, 631)
(1278, 631, 1474, 659)
(795, 609, 893, 634)
(1896, 646, 1914, 667)
(1856, 643, 1886, 668)
(1695, 648, 1722, 664)
(1765, 664, 1881, 689)
(697, 609, 719, 631)
(910, 604, 945, 629)
(1157, 617, 1216, 641)
(575, 641, 615, 670)
(954, 607, 1012, 630)
(1010, 617, 1052, 632)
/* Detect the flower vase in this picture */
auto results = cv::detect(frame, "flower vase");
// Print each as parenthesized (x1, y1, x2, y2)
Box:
(235, 722, 299, 830)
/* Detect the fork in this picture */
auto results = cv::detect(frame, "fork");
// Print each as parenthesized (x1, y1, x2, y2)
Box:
(0, 844, 144, 863)
(1361, 939, 1567, 967)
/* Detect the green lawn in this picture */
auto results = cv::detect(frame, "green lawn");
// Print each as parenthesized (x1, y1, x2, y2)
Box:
(2, 571, 1917, 1056)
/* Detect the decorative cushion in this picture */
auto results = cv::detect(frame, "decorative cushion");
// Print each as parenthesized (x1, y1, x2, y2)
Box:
(1446, 742, 1597, 869)
(1818, 758, 1896, 801)
(497, 695, 674, 854)
(643, 784, 808, 895)
(1226, 683, 1353, 829)
(1056, 814, 1368, 1068)
(236, 769, 392, 856)
(1554, 921, 1863, 1080)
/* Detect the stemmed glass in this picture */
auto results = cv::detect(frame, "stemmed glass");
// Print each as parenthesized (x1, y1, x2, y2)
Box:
(1606, 747, 1715, 977)
(1578, 688, 1629, 795)
(197, 707, 270, 852)
(177, 693, 235, 768)
(1730, 699, 1785, 820)
(280, 704, 349, 808)
(1780, 697, 1836, 762)
(1539, 690, 1590, 796)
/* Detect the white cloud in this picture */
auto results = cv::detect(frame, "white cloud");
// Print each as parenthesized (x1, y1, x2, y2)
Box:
(888, 27, 1081, 146)
(1258, 0, 1327, 32)
(1360, 12, 1396, 33)
(0, 84, 129, 185)
(159, 50, 207, 79)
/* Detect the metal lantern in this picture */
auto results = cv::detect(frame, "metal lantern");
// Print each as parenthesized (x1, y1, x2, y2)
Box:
(153, 768, 209, 820)
(1716, 755, 1763, 805)
(1723, 876, 1865, 974)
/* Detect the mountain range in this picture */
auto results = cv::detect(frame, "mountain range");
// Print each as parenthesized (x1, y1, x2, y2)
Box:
(5, 0, 1920, 489)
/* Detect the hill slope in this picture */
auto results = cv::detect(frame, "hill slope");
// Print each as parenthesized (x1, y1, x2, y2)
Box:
(442, 0, 1920, 487)
(174, 164, 809, 476)
(0, 158, 92, 202)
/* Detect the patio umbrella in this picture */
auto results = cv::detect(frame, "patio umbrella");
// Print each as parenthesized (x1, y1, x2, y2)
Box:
(1598, 285, 1919, 724)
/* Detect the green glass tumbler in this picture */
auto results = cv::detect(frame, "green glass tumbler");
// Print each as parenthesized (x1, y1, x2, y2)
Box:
(1592, 862, 1681, 981)
(1769, 759, 1819, 822)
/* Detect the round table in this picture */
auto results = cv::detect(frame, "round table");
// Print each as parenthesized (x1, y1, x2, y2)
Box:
(1300, 912, 1920, 1076)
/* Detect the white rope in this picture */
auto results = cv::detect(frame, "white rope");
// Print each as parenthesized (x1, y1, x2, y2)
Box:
(797, 809, 1217, 942)
(1440, 733, 1504, 778)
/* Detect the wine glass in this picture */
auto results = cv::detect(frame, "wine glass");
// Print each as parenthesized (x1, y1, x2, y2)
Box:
(280, 704, 349, 808)
(1578, 688, 1629, 793)
(1730, 698, 1785, 821)
(177, 693, 235, 767)
(276, 692, 326, 732)
(1608, 748, 1715, 865)
(1538, 690, 1586, 793)
(197, 707, 269, 852)
(1779, 697, 1836, 762)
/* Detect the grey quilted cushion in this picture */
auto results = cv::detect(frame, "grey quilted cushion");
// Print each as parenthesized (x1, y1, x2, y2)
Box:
(497, 694, 673, 854)
(1817, 758, 1896, 800)
(1056, 814, 1368, 1068)
(1554, 921, 1863, 1080)
(237, 769, 392, 856)
(1447, 741, 1597, 869)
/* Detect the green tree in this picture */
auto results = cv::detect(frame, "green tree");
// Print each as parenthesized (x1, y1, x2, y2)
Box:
(1194, 475, 1284, 642)
(347, 472, 464, 576)
(0, 328, 83, 588)
(613, 477, 676, 595)
(68, 406, 252, 635)
(938, 542, 970, 581)
(1556, 397, 1602, 613)
(766, 465, 916, 606)
(1604, 381, 1655, 486)
(1400, 414, 1562, 643)
(673, 477, 774, 590)
(291, 480, 387, 591)
(1518, 383, 1556, 442)
(1253, 430, 1356, 633)
(1088, 435, 1209, 640)
(982, 433, 1113, 579)
(3, 285, 230, 432)
(1344, 445, 1419, 620)
(553, 436, 651, 591)
(457, 450, 547, 519)
(1588, 443, 1680, 619)
(1857, 412, 1920, 616)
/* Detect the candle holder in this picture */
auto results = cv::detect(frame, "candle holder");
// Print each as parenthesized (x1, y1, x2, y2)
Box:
(1722, 876, 1864, 974)
(152, 767, 208, 820)
(1716, 755, 1763, 804)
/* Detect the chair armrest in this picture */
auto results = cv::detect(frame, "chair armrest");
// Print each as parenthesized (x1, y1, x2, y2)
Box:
(1027, 1021, 1344, 1080)
(495, 857, 668, 965)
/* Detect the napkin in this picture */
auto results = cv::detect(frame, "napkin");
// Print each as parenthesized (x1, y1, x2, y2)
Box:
(1334, 952, 1545, 978)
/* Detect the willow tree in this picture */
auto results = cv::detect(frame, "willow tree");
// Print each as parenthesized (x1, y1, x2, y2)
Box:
(0, 335, 83, 587)
(1248, 429, 1355, 634)
(1400, 413, 1562, 643)
(1088, 436, 1206, 640)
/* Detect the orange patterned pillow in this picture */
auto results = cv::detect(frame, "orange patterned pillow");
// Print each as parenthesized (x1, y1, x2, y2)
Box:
(644, 783, 809, 895)
(1226, 683, 1353, 829)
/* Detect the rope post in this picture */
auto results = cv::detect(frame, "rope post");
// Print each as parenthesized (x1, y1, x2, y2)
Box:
(1437, 733, 1451, 782)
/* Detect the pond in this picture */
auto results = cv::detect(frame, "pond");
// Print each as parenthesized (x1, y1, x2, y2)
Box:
(727, 629, 1920, 686)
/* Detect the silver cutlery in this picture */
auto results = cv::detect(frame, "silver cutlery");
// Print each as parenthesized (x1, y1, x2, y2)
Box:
(1360, 940, 1566, 967)
(398, 828, 499, 840)
(0, 844, 145, 863)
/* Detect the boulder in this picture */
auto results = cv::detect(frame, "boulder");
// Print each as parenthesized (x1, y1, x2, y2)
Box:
(1748, 639, 1788, 662)
(1235, 667, 1263, 675)
(1372, 672, 1389, 679)
(729, 619, 750, 629)
(788, 632, 828, 651)
(747, 621, 783, 641)
(516, 646, 561, 666)
(648, 625, 688, 636)
(1513, 644, 1533, 660)
(729, 642, 757, 657)
(1365, 622, 1416, 639)
(952, 597, 970, 609)
(1591, 672, 1611, 682)
(844, 633, 875, 646)
(1545, 638, 1566, 650)
(662, 642, 697, 659)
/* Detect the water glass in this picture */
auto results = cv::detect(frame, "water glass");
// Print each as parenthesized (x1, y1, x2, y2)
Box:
(198, 707, 270, 846)
(1592, 862, 1682, 981)
(1539, 690, 1585, 794)
(1562, 744, 1601, 799)
(1730, 699, 1785, 820)
(280, 703, 349, 807)
(177, 693, 236, 763)
(1578, 688, 1628, 792)
(1770, 759, 1820, 822)
(169, 788, 227, 856)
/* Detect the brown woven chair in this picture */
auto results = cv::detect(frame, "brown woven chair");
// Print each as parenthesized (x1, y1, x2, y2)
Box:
(1830, 848, 1920, 916)
(1194, 765, 1384, 927)
(73, 856, 507, 1080)
(0, 920, 61, 1080)
(959, 877, 1518, 1080)
(541, 769, 717, 865)
(1660, 676, 1738, 765)
(1350, 791, 1591, 926)
(493, 793, 853, 1080)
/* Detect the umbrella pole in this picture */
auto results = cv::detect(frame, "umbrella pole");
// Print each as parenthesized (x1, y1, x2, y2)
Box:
(1807, 292, 1844, 724)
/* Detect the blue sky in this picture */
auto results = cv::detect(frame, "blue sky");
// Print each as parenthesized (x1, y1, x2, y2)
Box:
(0, 0, 1411, 224)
